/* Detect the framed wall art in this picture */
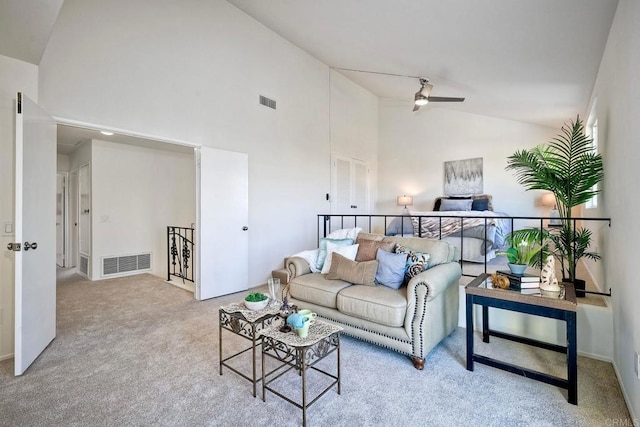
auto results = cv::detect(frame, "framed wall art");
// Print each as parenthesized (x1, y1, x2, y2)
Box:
(444, 157, 483, 196)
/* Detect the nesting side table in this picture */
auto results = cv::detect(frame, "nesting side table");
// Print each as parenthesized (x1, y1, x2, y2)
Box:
(261, 320, 342, 427)
(219, 303, 281, 397)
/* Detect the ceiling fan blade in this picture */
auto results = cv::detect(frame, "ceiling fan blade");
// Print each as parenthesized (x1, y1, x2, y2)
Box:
(420, 83, 434, 97)
(427, 96, 465, 103)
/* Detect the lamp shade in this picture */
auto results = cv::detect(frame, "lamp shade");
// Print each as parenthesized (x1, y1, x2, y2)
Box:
(397, 195, 413, 207)
(540, 192, 557, 208)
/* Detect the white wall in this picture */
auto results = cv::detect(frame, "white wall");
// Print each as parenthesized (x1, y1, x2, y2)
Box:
(56, 154, 70, 172)
(378, 101, 557, 219)
(330, 70, 379, 209)
(37, 0, 378, 287)
(90, 140, 194, 279)
(0, 55, 38, 360)
(586, 0, 640, 417)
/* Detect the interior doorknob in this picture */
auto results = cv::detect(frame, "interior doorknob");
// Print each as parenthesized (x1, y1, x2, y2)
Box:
(242, 226, 248, 231)
(24, 242, 38, 251)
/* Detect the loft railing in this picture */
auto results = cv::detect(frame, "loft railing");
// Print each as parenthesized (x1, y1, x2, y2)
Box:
(316, 214, 611, 296)
(167, 226, 195, 284)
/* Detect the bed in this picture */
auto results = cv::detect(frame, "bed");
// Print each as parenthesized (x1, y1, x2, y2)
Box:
(385, 194, 511, 263)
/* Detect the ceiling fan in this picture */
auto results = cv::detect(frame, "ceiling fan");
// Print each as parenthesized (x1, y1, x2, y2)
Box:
(413, 78, 465, 111)
(332, 67, 465, 112)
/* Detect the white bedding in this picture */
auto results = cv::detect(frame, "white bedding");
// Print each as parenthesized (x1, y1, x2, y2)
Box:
(386, 211, 511, 263)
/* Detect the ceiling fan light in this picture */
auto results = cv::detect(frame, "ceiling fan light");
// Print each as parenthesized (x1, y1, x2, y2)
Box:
(414, 93, 429, 106)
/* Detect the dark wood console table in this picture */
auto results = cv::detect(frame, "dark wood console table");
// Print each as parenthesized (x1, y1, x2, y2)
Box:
(465, 273, 578, 404)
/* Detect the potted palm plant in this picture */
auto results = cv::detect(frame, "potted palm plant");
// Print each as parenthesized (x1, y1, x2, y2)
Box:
(505, 116, 603, 296)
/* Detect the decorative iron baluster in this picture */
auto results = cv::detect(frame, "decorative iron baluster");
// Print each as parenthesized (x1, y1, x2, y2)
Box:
(167, 226, 195, 284)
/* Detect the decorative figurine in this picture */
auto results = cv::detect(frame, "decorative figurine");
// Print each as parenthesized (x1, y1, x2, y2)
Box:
(540, 255, 561, 292)
(490, 273, 510, 289)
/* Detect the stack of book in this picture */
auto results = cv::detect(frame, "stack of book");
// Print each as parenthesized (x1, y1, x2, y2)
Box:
(496, 270, 541, 293)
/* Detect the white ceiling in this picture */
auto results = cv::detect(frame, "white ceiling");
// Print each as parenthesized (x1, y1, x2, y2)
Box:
(0, 0, 619, 134)
(228, 0, 619, 128)
(57, 125, 194, 156)
(0, 0, 64, 65)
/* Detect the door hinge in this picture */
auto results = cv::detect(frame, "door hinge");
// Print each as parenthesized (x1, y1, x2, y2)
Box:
(7, 242, 21, 251)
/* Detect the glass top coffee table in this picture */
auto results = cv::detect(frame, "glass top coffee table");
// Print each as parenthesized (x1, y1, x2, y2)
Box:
(260, 319, 342, 427)
(465, 273, 578, 404)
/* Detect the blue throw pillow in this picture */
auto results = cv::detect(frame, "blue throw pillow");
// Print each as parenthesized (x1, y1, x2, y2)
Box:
(395, 245, 430, 283)
(375, 248, 407, 290)
(316, 238, 354, 271)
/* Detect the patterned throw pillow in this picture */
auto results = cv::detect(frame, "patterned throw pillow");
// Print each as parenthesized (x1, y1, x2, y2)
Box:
(355, 237, 395, 262)
(395, 244, 430, 283)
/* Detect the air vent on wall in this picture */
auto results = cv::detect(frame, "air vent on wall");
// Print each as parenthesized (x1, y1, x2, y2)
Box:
(80, 255, 89, 276)
(102, 253, 152, 277)
(259, 95, 276, 110)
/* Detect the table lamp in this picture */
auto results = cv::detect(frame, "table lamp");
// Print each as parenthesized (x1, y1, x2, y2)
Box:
(541, 193, 561, 225)
(397, 195, 413, 215)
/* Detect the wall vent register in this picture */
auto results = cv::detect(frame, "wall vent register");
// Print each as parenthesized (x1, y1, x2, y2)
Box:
(102, 253, 151, 277)
(259, 95, 276, 110)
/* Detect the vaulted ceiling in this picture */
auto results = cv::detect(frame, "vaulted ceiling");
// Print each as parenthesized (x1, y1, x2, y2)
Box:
(228, 0, 619, 128)
(0, 0, 619, 129)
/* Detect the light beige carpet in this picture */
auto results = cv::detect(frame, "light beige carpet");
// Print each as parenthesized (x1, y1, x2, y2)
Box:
(0, 272, 631, 426)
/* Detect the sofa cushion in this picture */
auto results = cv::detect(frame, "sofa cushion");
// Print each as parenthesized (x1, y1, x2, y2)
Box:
(326, 253, 378, 286)
(316, 238, 354, 271)
(375, 248, 407, 290)
(395, 244, 431, 282)
(289, 274, 352, 309)
(355, 237, 395, 262)
(320, 242, 359, 274)
(337, 285, 407, 328)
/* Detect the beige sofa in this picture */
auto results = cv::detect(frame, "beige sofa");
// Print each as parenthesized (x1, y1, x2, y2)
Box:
(285, 234, 461, 369)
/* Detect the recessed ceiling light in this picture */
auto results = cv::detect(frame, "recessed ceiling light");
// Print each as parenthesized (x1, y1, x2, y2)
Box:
(100, 131, 114, 136)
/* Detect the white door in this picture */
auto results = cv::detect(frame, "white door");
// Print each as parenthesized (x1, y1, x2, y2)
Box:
(330, 154, 370, 230)
(13, 93, 57, 375)
(196, 147, 248, 300)
(56, 173, 66, 267)
(78, 164, 91, 277)
(68, 170, 78, 268)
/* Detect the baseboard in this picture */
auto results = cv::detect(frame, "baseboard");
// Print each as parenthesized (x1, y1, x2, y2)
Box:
(577, 350, 612, 363)
(612, 359, 638, 422)
(0, 353, 14, 362)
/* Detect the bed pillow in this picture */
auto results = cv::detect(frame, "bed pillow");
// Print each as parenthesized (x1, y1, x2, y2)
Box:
(385, 216, 415, 236)
(355, 237, 395, 262)
(375, 248, 407, 290)
(321, 242, 359, 274)
(326, 253, 378, 286)
(439, 198, 473, 211)
(316, 238, 354, 271)
(395, 244, 431, 282)
(471, 198, 490, 211)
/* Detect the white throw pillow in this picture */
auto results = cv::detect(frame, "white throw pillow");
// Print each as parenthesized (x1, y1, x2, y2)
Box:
(326, 227, 362, 241)
(321, 242, 359, 274)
